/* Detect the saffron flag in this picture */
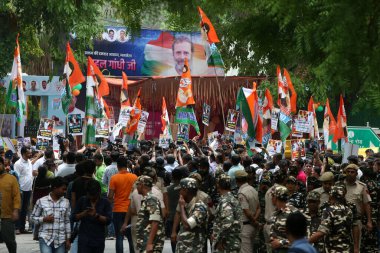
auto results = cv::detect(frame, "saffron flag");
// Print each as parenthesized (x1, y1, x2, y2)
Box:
(277, 66, 292, 141)
(262, 88, 273, 145)
(62, 42, 85, 114)
(323, 98, 336, 147)
(6, 34, 25, 123)
(175, 58, 195, 107)
(161, 97, 172, 139)
(236, 83, 263, 143)
(197, 6, 220, 44)
(126, 88, 142, 135)
(308, 96, 319, 139)
(121, 71, 130, 107)
(283, 68, 297, 114)
(333, 95, 348, 143)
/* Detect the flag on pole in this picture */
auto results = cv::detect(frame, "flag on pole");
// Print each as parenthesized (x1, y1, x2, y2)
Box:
(121, 71, 130, 107)
(85, 59, 97, 146)
(161, 97, 172, 139)
(62, 42, 85, 114)
(277, 66, 292, 141)
(308, 96, 319, 139)
(236, 82, 263, 143)
(323, 98, 337, 147)
(6, 34, 25, 123)
(283, 68, 297, 114)
(126, 88, 142, 135)
(262, 88, 273, 145)
(333, 95, 348, 143)
(197, 6, 220, 44)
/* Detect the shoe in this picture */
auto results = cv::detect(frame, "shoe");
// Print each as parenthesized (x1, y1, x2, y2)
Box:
(20, 230, 32, 234)
(16, 230, 21, 235)
(106, 236, 115, 240)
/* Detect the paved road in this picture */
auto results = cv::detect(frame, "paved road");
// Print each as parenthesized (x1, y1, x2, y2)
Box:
(0, 234, 175, 253)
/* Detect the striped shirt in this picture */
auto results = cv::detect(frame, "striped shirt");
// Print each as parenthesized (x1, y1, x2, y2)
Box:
(31, 193, 71, 247)
(102, 163, 118, 193)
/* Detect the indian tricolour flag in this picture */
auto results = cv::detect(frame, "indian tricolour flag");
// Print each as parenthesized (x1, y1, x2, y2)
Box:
(6, 35, 25, 123)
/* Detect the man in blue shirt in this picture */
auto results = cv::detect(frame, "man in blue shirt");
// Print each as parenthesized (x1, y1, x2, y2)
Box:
(286, 212, 317, 253)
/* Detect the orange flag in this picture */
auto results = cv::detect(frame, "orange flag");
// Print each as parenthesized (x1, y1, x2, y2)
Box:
(197, 6, 220, 43)
(323, 98, 337, 147)
(65, 42, 85, 88)
(87, 56, 109, 98)
(126, 88, 142, 135)
(308, 96, 319, 139)
(283, 68, 297, 114)
(161, 97, 172, 138)
(175, 58, 195, 107)
(333, 95, 348, 143)
(121, 71, 130, 107)
(263, 88, 273, 113)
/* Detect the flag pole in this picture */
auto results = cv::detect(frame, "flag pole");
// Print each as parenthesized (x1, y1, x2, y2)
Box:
(212, 64, 226, 130)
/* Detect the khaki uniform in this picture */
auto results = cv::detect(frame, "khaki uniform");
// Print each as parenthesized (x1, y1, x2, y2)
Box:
(263, 183, 280, 253)
(238, 183, 259, 253)
(312, 187, 330, 207)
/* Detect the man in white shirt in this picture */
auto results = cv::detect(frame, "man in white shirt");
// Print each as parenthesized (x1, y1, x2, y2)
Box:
(13, 146, 33, 234)
(164, 154, 179, 173)
(32, 148, 54, 176)
(55, 151, 76, 177)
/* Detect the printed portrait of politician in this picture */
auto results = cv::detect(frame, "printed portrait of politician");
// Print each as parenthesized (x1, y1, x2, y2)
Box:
(29, 80, 39, 91)
(41, 80, 49, 91)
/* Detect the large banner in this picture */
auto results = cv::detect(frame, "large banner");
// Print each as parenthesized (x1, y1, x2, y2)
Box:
(83, 27, 225, 77)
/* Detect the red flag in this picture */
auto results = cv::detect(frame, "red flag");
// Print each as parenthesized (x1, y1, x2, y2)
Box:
(263, 88, 273, 114)
(126, 88, 142, 135)
(121, 71, 130, 107)
(87, 56, 109, 98)
(283, 68, 297, 114)
(197, 6, 220, 43)
(65, 42, 85, 88)
(333, 95, 348, 143)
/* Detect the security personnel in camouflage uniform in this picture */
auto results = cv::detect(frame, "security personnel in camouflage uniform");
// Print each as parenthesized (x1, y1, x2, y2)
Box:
(235, 170, 260, 253)
(212, 174, 242, 253)
(285, 176, 305, 209)
(135, 176, 165, 253)
(303, 191, 324, 253)
(311, 171, 334, 208)
(176, 178, 208, 253)
(309, 185, 353, 253)
(269, 185, 298, 253)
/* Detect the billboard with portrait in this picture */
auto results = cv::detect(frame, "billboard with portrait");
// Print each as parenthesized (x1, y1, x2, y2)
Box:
(83, 27, 224, 77)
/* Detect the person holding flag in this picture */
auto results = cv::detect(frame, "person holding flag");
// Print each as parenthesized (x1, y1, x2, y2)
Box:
(161, 97, 173, 140)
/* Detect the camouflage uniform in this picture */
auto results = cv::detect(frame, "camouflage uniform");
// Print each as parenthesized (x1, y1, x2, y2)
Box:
(269, 186, 298, 252)
(317, 185, 353, 253)
(303, 191, 324, 253)
(288, 192, 305, 209)
(135, 176, 165, 253)
(360, 178, 379, 252)
(213, 175, 242, 253)
(176, 178, 208, 253)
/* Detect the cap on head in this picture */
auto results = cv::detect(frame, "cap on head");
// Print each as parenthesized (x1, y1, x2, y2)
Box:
(319, 172, 334, 182)
(273, 185, 289, 201)
(286, 176, 297, 184)
(235, 170, 248, 179)
(179, 178, 198, 190)
(345, 164, 359, 171)
(217, 174, 231, 186)
(189, 172, 202, 183)
(307, 191, 321, 201)
(137, 175, 153, 188)
(331, 185, 346, 199)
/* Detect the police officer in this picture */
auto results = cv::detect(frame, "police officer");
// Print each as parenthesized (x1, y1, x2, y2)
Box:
(303, 191, 324, 253)
(285, 176, 305, 209)
(135, 176, 165, 253)
(309, 185, 354, 253)
(311, 171, 334, 207)
(175, 178, 208, 253)
(344, 164, 372, 252)
(212, 174, 242, 252)
(269, 185, 298, 253)
(235, 170, 260, 253)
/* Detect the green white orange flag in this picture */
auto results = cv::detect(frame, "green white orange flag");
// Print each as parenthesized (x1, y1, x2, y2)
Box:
(333, 95, 348, 143)
(262, 88, 273, 145)
(62, 42, 85, 114)
(6, 34, 25, 123)
(175, 58, 195, 107)
(121, 71, 130, 107)
(197, 6, 220, 44)
(161, 97, 172, 140)
(236, 82, 263, 143)
(283, 68, 297, 114)
(323, 98, 336, 147)
(126, 88, 142, 135)
(308, 96, 319, 139)
(277, 66, 292, 141)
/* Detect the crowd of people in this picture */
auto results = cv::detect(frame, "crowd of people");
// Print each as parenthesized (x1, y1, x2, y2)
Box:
(0, 136, 380, 253)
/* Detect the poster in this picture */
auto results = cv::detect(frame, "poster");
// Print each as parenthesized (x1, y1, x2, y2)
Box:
(37, 118, 55, 140)
(52, 129, 64, 159)
(84, 27, 225, 77)
(271, 108, 280, 131)
(95, 118, 110, 138)
(52, 98, 61, 110)
(207, 131, 219, 146)
(177, 124, 189, 143)
(292, 115, 303, 138)
(0, 114, 16, 138)
(159, 134, 172, 148)
(291, 139, 306, 160)
(202, 103, 211, 126)
(293, 110, 311, 133)
(267, 139, 283, 157)
(68, 114, 83, 136)
(118, 106, 133, 127)
(36, 138, 49, 151)
(137, 111, 149, 134)
(225, 109, 239, 132)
